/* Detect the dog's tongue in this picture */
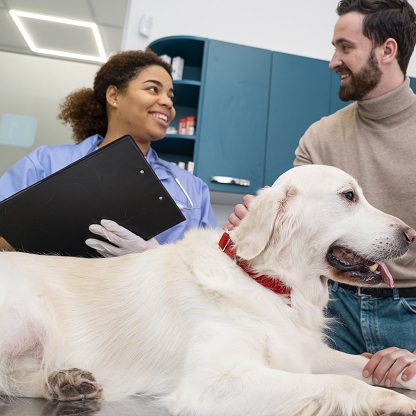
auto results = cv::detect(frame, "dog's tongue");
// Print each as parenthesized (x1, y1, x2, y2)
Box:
(376, 260, 394, 288)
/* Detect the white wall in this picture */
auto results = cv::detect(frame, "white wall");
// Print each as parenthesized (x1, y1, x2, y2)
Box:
(122, 0, 416, 78)
(0, 51, 97, 177)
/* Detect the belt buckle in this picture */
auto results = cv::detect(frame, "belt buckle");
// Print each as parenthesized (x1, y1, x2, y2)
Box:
(357, 287, 371, 297)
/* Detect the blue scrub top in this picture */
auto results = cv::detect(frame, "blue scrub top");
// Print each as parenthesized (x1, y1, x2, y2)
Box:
(0, 134, 217, 244)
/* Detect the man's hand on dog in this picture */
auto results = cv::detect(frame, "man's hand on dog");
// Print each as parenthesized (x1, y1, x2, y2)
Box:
(362, 347, 416, 387)
(224, 194, 255, 231)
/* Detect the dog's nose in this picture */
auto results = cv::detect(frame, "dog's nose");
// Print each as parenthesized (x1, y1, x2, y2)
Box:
(403, 227, 416, 243)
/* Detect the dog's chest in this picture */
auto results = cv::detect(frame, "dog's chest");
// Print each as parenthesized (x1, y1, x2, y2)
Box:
(194, 284, 319, 373)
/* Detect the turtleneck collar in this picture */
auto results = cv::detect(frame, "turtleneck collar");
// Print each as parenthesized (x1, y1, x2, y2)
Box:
(356, 77, 415, 121)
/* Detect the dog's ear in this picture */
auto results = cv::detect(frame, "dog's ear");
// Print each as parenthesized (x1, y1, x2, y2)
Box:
(230, 184, 298, 260)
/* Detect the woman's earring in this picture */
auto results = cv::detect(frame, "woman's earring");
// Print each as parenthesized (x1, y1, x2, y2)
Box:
(113, 103, 117, 107)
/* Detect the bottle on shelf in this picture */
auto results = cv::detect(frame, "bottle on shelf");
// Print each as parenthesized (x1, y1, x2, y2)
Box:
(185, 116, 196, 135)
(178, 118, 187, 135)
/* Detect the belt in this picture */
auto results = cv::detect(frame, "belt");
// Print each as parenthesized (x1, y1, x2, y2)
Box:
(336, 282, 416, 298)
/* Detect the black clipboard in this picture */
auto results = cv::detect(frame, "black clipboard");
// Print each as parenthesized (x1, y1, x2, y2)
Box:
(0, 135, 186, 257)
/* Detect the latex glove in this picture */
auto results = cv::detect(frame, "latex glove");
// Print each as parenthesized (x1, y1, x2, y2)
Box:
(85, 219, 159, 257)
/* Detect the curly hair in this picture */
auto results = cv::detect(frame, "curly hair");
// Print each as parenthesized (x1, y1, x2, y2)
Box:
(336, 0, 416, 75)
(57, 49, 172, 143)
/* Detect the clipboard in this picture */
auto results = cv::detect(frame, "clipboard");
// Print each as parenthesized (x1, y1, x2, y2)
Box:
(0, 135, 186, 257)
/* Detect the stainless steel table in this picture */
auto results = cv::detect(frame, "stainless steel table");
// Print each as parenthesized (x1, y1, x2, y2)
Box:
(0, 395, 170, 416)
(1, 388, 416, 415)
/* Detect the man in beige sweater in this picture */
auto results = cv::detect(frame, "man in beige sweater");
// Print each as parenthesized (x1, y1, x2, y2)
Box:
(227, 0, 416, 390)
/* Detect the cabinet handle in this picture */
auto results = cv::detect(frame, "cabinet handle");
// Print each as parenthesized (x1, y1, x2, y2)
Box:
(210, 176, 250, 187)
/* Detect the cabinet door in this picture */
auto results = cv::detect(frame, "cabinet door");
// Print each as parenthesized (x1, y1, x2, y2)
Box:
(264, 53, 331, 186)
(194, 40, 272, 194)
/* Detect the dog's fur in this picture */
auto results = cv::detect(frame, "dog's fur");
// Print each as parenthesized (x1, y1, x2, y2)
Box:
(1, 164, 416, 416)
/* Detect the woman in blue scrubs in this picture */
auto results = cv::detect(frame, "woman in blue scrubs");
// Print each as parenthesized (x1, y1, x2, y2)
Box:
(0, 50, 217, 255)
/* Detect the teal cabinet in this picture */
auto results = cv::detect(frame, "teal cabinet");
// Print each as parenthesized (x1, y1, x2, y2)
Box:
(195, 40, 271, 194)
(264, 53, 332, 186)
(148, 36, 271, 195)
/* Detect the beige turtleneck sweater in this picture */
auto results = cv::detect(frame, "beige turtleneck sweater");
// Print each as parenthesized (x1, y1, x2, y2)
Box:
(294, 78, 416, 287)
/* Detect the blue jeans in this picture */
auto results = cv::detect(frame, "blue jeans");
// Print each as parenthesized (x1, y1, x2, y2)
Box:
(325, 281, 416, 354)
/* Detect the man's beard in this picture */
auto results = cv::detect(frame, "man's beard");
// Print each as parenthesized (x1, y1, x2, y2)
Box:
(338, 49, 382, 101)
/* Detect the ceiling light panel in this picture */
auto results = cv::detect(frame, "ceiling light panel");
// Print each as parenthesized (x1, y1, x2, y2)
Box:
(9, 9, 107, 63)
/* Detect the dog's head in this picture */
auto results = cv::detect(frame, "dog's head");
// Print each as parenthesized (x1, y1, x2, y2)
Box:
(229, 165, 415, 290)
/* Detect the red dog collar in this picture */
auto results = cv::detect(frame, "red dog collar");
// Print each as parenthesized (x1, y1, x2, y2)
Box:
(218, 232, 290, 299)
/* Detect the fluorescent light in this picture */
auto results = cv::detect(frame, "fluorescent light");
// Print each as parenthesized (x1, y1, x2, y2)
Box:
(9, 9, 107, 63)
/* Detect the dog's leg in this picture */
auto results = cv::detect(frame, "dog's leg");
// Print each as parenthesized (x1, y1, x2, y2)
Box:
(45, 369, 102, 401)
(166, 367, 416, 416)
(164, 330, 416, 416)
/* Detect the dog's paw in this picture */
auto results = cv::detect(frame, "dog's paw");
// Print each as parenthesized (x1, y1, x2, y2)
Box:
(373, 388, 416, 416)
(46, 368, 103, 401)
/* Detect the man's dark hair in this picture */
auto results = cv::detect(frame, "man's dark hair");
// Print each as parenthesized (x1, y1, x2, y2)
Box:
(336, 0, 416, 74)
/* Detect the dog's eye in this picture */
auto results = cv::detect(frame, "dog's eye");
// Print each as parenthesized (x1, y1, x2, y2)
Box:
(343, 191, 355, 201)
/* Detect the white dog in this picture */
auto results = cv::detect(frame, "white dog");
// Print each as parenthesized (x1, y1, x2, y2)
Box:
(1, 164, 416, 416)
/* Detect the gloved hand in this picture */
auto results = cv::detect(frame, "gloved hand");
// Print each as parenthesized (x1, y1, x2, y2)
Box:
(85, 219, 159, 257)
